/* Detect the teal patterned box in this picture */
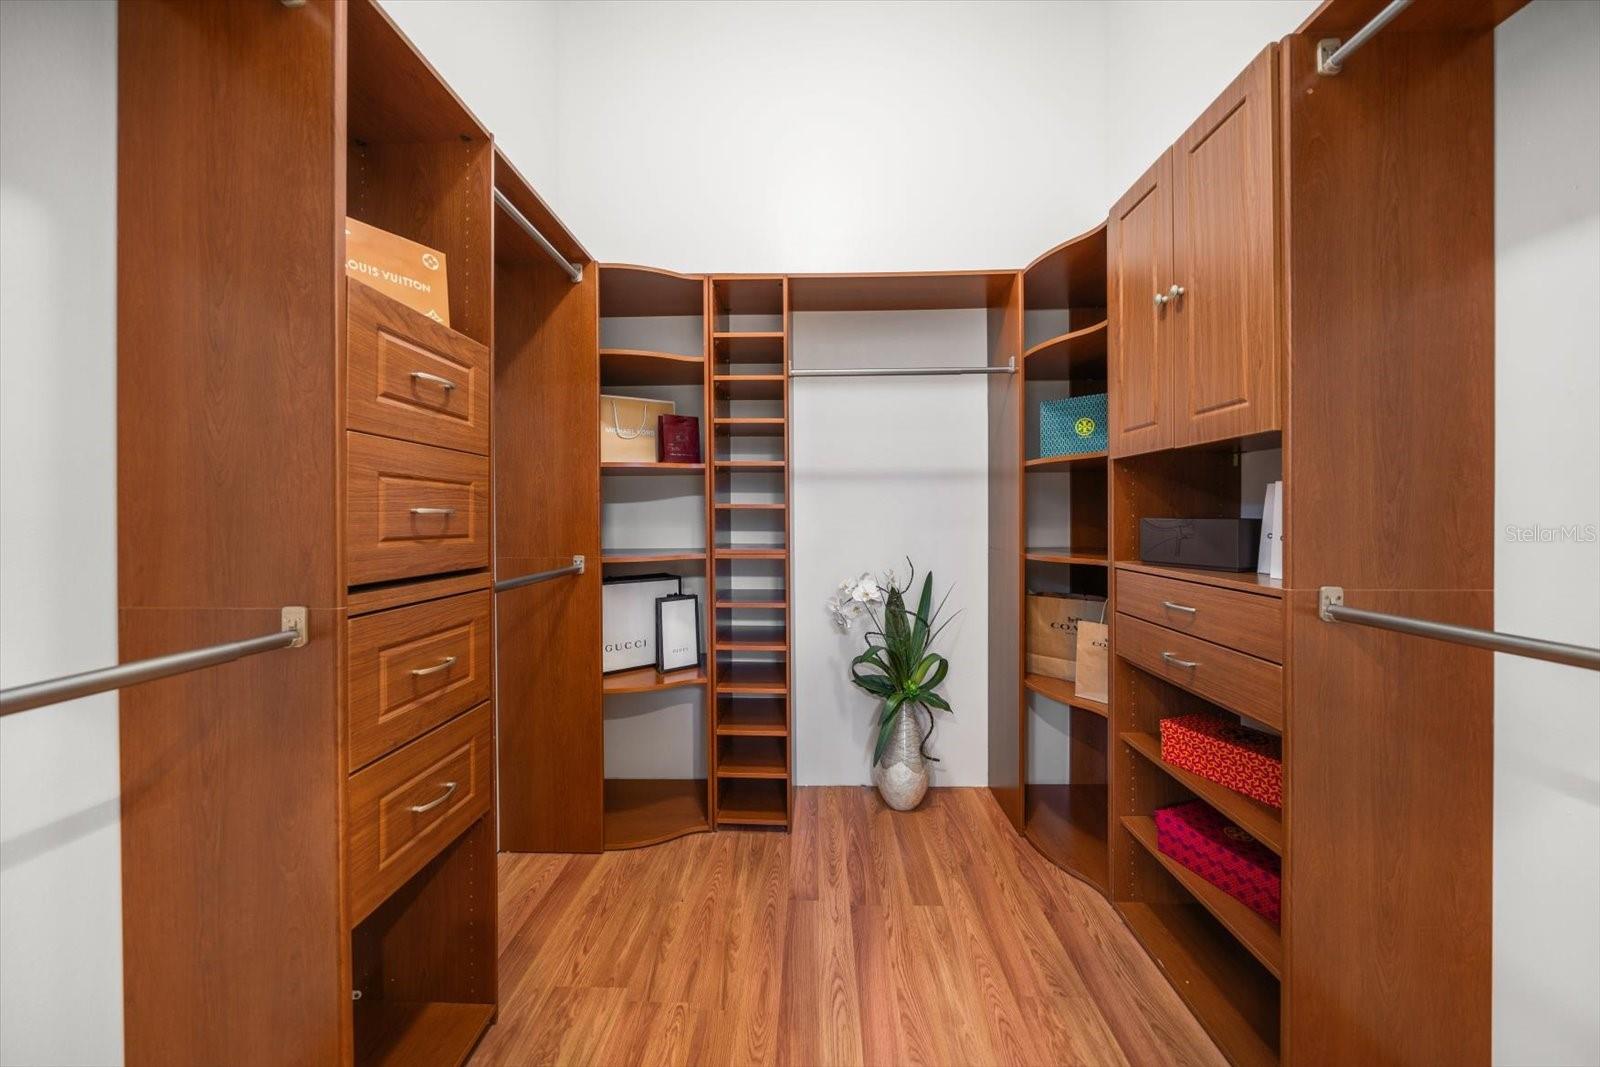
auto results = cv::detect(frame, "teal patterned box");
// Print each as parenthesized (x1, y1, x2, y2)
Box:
(1040, 393, 1108, 456)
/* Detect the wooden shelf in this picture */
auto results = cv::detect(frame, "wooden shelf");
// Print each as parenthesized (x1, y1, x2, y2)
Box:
(712, 277, 784, 316)
(601, 461, 707, 477)
(712, 333, 784, 361)
(713, 330, 785, 341)
(714, 590, 787, 609)
(1023, 320, 1108, 380)
(1024, 673, 1108, 717)
(714, 417, 785, 436)
(1022, 222, 1108, 311)
(789, 271, 1014, 312)
(1122, 731, 1282, 853)
(1123, 815, 1282, 978)
(353, 1000, 494, 1067)
(716, 736, 788, 779)
(716, 624, 787, 651)
(600, 348, 706, 386)
(1114, 561, 1284, 598)
(602, 778, 709, 850)
(716, 661, 787, 694)
(1117, 900, 1280, 1067)
(714, 501, 786, 511)
(716, 697, 787, 736)
(716, 778, 788, 825)
(1025, 451, 1108, 471)
(1024, 546, 1109, 567)
(598, 264, 704, 318)
(603, 664, 709, 695)
(714, 459, 785, 471)
(714, 546, 787, 560)
(1023, 783, 1109, 892)
(713, 374, 785, 399)
(601, 548, 706, 565)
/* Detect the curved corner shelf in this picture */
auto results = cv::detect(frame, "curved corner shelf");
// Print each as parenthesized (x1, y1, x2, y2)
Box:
(601, 462, 706, 477)
(1022, 320, 1108, 380)
(1025, 451, 1108, 472)
(1024, 783, 1109, 893)
(1023, 221, 1108, 311)
(603, 664, 709, 695)
(1023, 546, 1108, 567)
(600, 548, 708, 565)
(1024, 672, 1108, 718)
(600, 348, 706, 386)
(602, 778, 710, 850)
(598, 263, 705, 318)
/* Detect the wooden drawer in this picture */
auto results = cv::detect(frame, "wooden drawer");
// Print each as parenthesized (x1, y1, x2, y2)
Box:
(346, 431, 489, 586)
(1115, 612, 1283, 730)
(346, 590, 492, 772)
(347, 280, 490, 455)
(1116, 568, 1283, 663)
(347, 703, 492, 924)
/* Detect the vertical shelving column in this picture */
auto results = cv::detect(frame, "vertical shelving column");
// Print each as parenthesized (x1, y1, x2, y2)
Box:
(708, 277, 792, 829)
(596, 265, 714, 849)
(1017, 225, 1112, 891)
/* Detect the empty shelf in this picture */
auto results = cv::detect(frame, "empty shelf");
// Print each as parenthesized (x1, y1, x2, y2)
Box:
(1023, 673, 1108, 717)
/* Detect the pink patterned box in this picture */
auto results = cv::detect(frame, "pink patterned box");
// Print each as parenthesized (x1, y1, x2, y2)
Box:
(1153, 800, 1280, 923)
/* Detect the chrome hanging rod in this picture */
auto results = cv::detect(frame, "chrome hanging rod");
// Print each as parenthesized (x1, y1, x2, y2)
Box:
(788, 357, 1015, 379)
(1318, 587, 1600, 671)
(493, 189, 583, 283)
(1316, 0, 1412, 75)
(0, 608, 309, 718)
(494, 555, 585, 593)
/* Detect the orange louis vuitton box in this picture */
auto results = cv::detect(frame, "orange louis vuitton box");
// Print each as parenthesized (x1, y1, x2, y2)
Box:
(344, 217, 450, 326)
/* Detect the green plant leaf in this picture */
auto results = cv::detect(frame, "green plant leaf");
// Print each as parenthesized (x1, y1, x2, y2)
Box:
(922, 691, 951, 713)
(910, 572, 933, 654)
(873, 696, 905, 764)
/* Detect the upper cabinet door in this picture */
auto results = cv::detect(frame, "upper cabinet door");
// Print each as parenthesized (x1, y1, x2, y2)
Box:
(1170, 45, 1282, 448)
(1109, 149, 1175, 457)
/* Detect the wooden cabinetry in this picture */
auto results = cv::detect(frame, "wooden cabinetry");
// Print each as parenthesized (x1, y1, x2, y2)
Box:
(1110, 47, 1281, 457)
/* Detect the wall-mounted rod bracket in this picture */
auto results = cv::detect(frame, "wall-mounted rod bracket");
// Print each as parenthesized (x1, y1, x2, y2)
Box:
(1316, 0, 1412, 75)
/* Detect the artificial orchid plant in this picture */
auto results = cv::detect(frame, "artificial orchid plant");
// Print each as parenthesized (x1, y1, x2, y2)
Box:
(828, 560, 955, 764)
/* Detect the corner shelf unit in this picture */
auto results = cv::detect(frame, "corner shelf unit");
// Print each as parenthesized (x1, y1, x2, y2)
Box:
(596, 264, 714, 850)
(707, 276, 793, 829)
(1014, 222, 1113, 893)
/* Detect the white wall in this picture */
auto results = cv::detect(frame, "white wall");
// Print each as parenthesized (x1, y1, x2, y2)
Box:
(1493, 3, 1600, 1063)
(551, 0, 1111, 272)
(0, 3, 123, 1065)
(792, 311, 990, 785)
(380, 0, 560, 192)
(1104, 0, 1318, 197)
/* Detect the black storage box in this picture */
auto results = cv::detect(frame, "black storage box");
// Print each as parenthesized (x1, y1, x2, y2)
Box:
(1139, 518, 1262, 572)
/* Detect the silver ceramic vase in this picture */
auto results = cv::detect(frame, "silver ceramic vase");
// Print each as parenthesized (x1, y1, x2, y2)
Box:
(872, 705, 929, 811)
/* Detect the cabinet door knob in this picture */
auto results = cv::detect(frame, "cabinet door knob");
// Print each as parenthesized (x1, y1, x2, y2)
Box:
(1168, 283, 1186, 301)
(1153, 292, 1169, 307)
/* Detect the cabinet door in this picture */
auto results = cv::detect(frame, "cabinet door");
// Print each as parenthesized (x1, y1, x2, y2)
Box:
(1171, 45, 1281, 447)
(1109, 149, 1175, 457)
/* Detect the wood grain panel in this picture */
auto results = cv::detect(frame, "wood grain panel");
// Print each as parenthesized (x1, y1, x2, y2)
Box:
(1109, 151, 1174, 457)
(493, 229, 604, 853)
(1171, 45, 1282, 448)
(346, 431, 490, 586)
(117, 1, 345, 1063)
(348, 280, 491, 455)
(987, 272, 1025, 830)
(347, 590, 493, 771)
(347, 703, 493, 924)
(1117, 568, 1284, 663)
(1115, 613, 1283, 730)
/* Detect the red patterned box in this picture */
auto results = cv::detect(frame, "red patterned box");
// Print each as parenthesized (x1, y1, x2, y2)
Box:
(1159, 712, 1282, 809)
(1154, 801, 1280, 923)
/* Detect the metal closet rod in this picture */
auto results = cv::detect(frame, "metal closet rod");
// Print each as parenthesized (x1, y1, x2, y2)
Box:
(789, 357, 1016, 379)
(495, 556, 586, 593)
(1318, 587, 1600, 671)
(493, 189, 583, 283)
(1316, 0, 1412, 75)
(0, 607, 309, 718)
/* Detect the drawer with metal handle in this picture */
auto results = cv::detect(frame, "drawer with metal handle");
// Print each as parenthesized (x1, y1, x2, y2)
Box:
(346, 702, 492, 924)
(1115, 612, 1283, 729)
(346, 590, 492, 772)
(1116, 567, 1284, 663)
(346, 280, 490, 455)
(345, 430, 490, 586)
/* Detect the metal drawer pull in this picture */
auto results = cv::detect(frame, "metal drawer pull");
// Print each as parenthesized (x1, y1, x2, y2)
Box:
(1161, 600, 1198, 615)
(1161, 651, 1199, 669)
(410, 655, 457, 677)
(410, 507, 455, 517)
(410, 370, 457, 392)
(409, 781, 458, 814)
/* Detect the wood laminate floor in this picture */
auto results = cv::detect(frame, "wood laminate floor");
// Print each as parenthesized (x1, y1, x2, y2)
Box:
(470, 787, 1226, 1067)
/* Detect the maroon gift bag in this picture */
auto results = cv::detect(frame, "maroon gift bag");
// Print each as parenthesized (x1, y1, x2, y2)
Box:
(657, 414, 701, 463)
